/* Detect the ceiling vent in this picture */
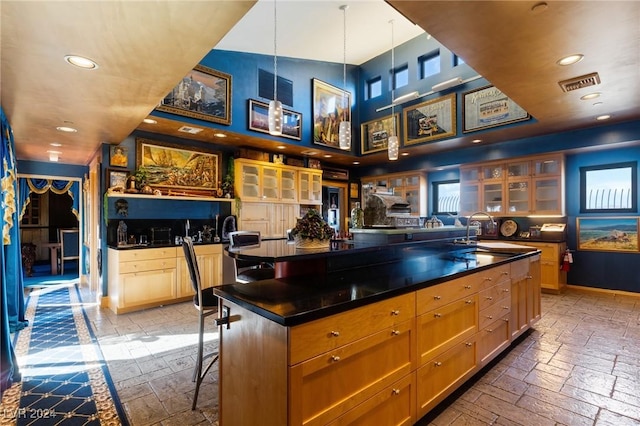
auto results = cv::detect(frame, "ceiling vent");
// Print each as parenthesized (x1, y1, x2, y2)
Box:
(178, 125, 204, 134)
(558, 72, 601, 92)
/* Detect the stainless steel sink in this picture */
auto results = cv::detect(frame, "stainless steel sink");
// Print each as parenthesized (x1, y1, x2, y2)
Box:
(442, 248, 515, 266)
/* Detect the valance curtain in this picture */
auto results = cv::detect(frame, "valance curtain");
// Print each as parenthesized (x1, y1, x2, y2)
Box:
(19, 178, 80, 221)
(1, 106, 23, 398)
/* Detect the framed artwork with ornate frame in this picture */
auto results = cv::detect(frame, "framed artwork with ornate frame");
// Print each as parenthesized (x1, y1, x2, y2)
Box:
(403, 94, 456, 146)
(248, 99, 302, 140)
(156, 64, 232, 125)
(106, 169, 128, 189)
(135, 137, 221, 196)
(312, 78, 351, 149)
(577, 217, 639, 252)
(360, 113, 400, 155)
(462, 85, 530, 133)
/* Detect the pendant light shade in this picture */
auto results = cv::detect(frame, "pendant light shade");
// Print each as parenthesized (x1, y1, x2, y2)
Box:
(338, 5, 351, 150)
(268, 0, 283, 136)
(388, 19, 399, 161)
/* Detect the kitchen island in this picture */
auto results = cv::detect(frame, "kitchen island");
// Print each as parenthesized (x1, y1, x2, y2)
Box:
(215, 239, 540, 426)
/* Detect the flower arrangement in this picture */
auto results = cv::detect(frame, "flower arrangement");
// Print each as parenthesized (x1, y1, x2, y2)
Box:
(291, 209, 334, 242)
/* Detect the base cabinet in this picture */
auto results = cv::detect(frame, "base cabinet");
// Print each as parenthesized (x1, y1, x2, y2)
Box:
(510, 241, 566, 293)
(218, 256, 541, 426)
(176, 244, 222, 297)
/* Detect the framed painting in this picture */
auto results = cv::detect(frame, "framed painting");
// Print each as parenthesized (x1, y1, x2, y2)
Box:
(463, 85, 530, 133)
(248, 99, 302, 140)
(403, 94, 456, 146)
(360, 113, 400, 155)
(577, 217, 639, 252)
(156, 64, 232, 125)
(110, 145, 128, 168)
(135, 138, 221, 195)
(312, 78, 351, 149)
(106, 169, 128, 189)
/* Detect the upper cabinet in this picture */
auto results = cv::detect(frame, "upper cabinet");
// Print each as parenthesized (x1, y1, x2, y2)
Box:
(361, 172, 427, 217)
(460, 154, 564, 217)
(235, 158, 321, 205)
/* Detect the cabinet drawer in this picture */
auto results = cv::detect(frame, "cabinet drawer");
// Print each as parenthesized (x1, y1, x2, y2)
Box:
(416, 337, 477, 417)
(327, 373, 416, 426)
(478, 281, 511, 311)
(117, 247, 177, 262)
(119, 257, 176, 274)
(416, 276, 477, 314)
(478, 296, 510, 330)
(416, 296, 477, 365)
(477, 313, 511, 366)
(290, 293, 415, 365)
(289, 320, 414, 426)
(473, 264, 511, 290)
(194, 244, 222, 255)
(510, 258, 530, 279)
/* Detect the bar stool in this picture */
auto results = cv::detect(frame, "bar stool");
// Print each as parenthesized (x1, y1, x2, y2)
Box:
(228, 231, 275, 283)
(181, 236, 218, 410)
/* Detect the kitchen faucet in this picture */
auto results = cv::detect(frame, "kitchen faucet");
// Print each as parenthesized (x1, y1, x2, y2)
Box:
(458, 211, 496, 245)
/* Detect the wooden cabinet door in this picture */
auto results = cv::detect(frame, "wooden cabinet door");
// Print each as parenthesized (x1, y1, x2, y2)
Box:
(120, 268, 176, 308)
(237, 161, 262, 200)
(510, 273, 528, 340)
(528, 255, 542, 324)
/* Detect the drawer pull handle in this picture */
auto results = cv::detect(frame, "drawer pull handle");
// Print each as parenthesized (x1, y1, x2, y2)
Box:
(434, 313, 442, 318)
(392, 388, 400, 395)
(391, 330, 400, 336)
(487, 328, 494, 333)
(502, 271, 509, 275)
(465, 299, 473, 305)
(433, 295, 441, 300)
(485, 277, 493, 282)
(391, 310, 400, 316)
(503, 318, 509, 322)
(502, 288, 510, 292)
(527, 275, 533, 280)
(330, 331, 340, 337)
(485, 296, 493, 301)
(465, 342, 473, 347)
(434, 361, 442, 367)
(487, 315, 493, 320)
(503, 306, 509, 310)
(331, 355, 341, 362)
(464, 285, 472, 290)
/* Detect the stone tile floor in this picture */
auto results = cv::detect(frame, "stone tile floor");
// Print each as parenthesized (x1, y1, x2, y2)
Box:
(78, 287, 640, 425)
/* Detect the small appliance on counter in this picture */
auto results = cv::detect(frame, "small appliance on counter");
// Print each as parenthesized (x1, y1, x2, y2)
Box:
(150, 227, 172, 245)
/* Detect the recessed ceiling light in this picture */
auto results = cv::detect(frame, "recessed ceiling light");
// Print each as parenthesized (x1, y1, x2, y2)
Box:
(50, 143, 62, 147)
(592, 102, 603, 107)
(64, 55, 98, 69)
(352, 161, 360, 165)
(301, 150, 319, 156)
(213, 132, 227, 138)
(323, 154, 332, 158)
(56, 126, 77, 133)
(401, 152, 409, 156)
(596, 114, 611, 121)
(142, 118, 157, 124)
(556, 54, 584, 66)
(276, 145, 286, 150)
(580, 92, 600, 100)
(472, 139, 482, 144)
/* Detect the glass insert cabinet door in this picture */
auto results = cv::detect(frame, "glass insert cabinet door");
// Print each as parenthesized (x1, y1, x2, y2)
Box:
(483, 182, 503, 213)
(240, 163, 260, 199)
(533, 178, 561, 213)
(261, 166, 280, 200)
(507, 180, 530, 214)
(280, 169, 297, 202)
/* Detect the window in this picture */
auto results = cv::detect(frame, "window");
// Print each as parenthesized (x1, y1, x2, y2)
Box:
(453, 54, 465, 67)
(392, 65, 408, 90)
(366, 77, 381, 99)
(21, 193, 41, 226)
(580, 161, 637, 213)
(433, 180, 460, 214)
(419, 50, 440, 79)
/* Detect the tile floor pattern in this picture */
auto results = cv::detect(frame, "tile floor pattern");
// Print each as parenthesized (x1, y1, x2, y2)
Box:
(78, 287, 640, 426)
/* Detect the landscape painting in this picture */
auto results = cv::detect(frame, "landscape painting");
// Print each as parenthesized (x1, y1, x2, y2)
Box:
(577, 217, 639, 252)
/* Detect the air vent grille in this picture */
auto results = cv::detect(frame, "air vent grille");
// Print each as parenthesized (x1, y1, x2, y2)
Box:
(178, 125, 203, 134)
(558, 72, 601, 92)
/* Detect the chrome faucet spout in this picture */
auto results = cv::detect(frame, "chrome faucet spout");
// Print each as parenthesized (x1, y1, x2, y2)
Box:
(464, 211, 496, 245)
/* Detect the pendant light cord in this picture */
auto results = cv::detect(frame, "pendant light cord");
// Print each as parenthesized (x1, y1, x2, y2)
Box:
(342, 5, 347, 116)
(273, 0, 278, 102)
(390, 19, 396, 135)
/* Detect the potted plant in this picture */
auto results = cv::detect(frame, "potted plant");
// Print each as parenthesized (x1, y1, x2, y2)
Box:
(290, 209, 335, 249)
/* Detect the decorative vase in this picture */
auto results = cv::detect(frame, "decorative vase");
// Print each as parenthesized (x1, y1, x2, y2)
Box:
(294, 235, 331, 249)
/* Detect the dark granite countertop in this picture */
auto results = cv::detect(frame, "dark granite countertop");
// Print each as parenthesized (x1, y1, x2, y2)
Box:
(214, 242, 540, 327)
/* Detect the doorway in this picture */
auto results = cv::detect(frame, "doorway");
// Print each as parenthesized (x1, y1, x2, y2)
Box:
(322, 180, 349, 235)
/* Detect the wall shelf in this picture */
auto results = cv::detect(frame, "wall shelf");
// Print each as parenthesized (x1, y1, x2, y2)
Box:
(106, 192, 233, 203)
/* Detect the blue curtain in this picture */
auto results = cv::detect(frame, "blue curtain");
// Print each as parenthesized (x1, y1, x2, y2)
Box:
(1, 106, 23, 397)
(19, 178, 80, 221)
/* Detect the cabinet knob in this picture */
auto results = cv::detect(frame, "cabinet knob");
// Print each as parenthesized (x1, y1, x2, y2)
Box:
(464, 285, 472, 290)
(503, 306, 509, 310)
(331, 355, 341, 362)
(527, 275, 533, 279)
(503, 318, 509, 322)
(392, 389, 400, 395)
(487, 328, 494, 333)
(391, 309, 400, 316)
(434, 361, 442, 367)
(485, 277, 493, 282)
(485, 296, 493, 301)
(487, 315, 493, 320)
(502, 288, 510, 293)
(433, 295, 441, 300)
(465, 299, 473, 305)
(330, 330, 340, 337)
(502, 271, 509, 275)
(391, 330, 400, 336)
(465, 342, 473, 347)
(434, 313, 442, 318)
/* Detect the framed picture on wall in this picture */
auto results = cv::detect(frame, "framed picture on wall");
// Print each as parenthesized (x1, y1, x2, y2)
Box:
(156, 64, 232, 125)
(312, 78, 351, 149)
(106, 169, 128, 189)
(576, 217, 639, 252)
(462, 85, 530, 133)
(360, 113, 400, 155)
(110, 145, 128, 168)
(403, 94, 456, 146)
(248, 99, 302, 140)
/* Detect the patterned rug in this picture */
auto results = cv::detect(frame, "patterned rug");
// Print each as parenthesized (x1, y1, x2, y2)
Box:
(0, 284, 128, 425)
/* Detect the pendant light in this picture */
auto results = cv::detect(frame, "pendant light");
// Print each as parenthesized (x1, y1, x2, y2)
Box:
(338, 5, 351, 150)
(268, 0, 283, 135)
(388, 19, 399, 161)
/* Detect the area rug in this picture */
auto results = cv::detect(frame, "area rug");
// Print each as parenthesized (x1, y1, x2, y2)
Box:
(0, 284, 129, 425)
